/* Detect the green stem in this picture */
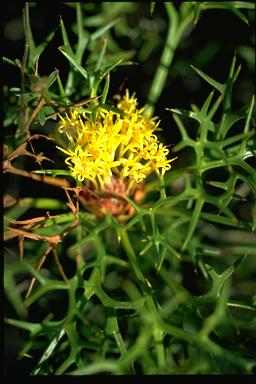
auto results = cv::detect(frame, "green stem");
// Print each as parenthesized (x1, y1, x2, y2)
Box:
(181, 197, 204, 252)
(119, 227, 145, 285)
(31, 328, 66, 375)
(57, 73, 67, 100)
(145, 3, 193, 115)
(120, 227, 166, 369)
(65, 71, 74, 97)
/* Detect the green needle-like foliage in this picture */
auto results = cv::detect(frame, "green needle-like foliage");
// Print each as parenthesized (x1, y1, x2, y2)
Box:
(4, 2, 256, 376)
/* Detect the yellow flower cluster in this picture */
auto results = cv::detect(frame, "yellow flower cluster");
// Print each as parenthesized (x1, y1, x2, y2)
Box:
(57, 90, 174, 190)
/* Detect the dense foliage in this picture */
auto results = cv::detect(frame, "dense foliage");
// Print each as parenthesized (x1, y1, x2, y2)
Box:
(4, 2, 255, 375)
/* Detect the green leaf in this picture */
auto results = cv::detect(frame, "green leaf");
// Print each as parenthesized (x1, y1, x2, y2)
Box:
(95, 37, 107, 73)
(47, 69, 59, 88)
(23, 197, 68, 210)
(201, 91, 215, 115)
(105, 309, 128, 358)
(10, 88, 34, 103)
(190, 65, 225, 93)
(58, 46, 88, 80)
(96, 285, 145, 310)
(223, 56, 242, 112)
(5, 318, 42, 336)
(101, 73, 110, 104)
(30, 329, 66, 375)
(27, 22, 56, 68)
(75, 2, 89, 63)
(195, 2, 255, 26)
(90, 18, 120, 42)
(24, 281, 69, 308)
(208, 94, 223, 120)
(3, 56, 19, 67)
(43, 105, 55, 116)
(101, 57, 124, 79)
(202, 1, 255, 10)
(32, 169, 71, 177)
(168, 110, 188, 139)
(241, 95, 255, 137)
(68, 361, 119, 375)
(33, 30, 56, 62)
(5, 202, 30, 221)
(217, 111, 246, 139)
(150, 2, 156, 16)
(60, 16, 74, 57)
(229, 8, 249, 25)
(201, 212, 251, 230)
(168, 107, 200, 121)
(37, 108, 46, 126)
(4, 267, 28, 319)
(31, 220, 74, 237)
(192, 3, 202, 27)
(181, 198, 204, 252)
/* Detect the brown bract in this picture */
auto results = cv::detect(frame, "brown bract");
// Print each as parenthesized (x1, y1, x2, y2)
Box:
(79, 176, 145, 223)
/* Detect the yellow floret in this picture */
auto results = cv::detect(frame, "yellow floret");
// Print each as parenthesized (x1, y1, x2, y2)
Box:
(57, 90, 175, 190)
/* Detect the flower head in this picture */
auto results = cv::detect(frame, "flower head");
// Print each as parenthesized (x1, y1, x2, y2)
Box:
(57, 90, 175, 220)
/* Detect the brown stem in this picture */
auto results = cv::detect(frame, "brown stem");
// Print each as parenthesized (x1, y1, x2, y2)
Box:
(4, 162, 71, 188)
(25, 98, 46, 131)
(25, 245, 53, 298)
(17, 2, 30, 140)
(52, 248, 70, 287)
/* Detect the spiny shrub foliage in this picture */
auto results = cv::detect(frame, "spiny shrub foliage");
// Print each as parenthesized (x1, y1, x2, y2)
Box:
(4, 2, 256, 375)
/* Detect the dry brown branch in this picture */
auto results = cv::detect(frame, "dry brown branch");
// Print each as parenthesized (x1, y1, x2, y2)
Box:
(6, 214, 60, 226)
(25, 244, 54, 298)
(17, 2, 30, 140)
(52, 247, 70, 286)
(7, 227, 62, 244)
(4, 162, 70, 188)
(25, 98, 46, 131)
(4, 134, 71, 189)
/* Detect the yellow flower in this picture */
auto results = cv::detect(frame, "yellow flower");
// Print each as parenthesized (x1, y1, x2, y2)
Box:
(56, 90, 176, 220)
